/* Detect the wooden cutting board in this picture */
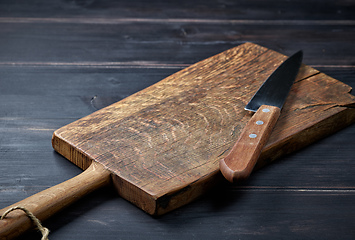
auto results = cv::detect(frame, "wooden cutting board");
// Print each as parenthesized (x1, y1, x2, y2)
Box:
(52, 42, 355, 215)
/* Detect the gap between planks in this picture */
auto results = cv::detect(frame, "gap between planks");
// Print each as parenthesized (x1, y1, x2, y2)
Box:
(0, 17, 355, 26)
(234, 186, 355, 193)
(0, 62, 354, 70)
(0, 61, 189, 69)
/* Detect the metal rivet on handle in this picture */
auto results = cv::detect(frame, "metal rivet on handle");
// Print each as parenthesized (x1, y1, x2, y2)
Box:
(256, 121, 264, 125)
(262, 108, 270, 113)
(249, 133, 257, 138)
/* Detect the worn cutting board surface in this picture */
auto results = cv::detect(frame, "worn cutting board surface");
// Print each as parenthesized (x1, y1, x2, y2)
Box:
(52, 42, 355, 216)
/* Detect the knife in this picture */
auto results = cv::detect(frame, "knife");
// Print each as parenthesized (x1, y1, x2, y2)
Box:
(219, 51, 303, 183)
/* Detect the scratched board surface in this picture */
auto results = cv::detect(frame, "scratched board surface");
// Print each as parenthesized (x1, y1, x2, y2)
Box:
(52, 42, 355, 215)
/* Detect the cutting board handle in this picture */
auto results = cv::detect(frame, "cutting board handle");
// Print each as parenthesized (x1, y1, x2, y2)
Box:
(0, 161, 111, 239)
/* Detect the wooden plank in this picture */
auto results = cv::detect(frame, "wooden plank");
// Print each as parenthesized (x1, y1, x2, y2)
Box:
(0, 22, 354, 66)
(0, 0, 354, 20)
(14, 184, 355, 240)
(52, 42, 355, 215)
(0, 67, 172, 119)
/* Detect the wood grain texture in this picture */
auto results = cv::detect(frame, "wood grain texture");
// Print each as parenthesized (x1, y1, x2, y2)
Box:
(52, 42, 355, 216)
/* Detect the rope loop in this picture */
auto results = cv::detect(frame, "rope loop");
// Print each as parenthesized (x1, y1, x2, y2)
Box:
(1, 206, 49, 240)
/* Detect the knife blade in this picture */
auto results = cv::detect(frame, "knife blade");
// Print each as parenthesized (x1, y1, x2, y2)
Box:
(219, 51, 303, 183)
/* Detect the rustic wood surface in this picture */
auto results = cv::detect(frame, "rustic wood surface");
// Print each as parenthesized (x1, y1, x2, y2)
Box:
(0, 1, 354, 239)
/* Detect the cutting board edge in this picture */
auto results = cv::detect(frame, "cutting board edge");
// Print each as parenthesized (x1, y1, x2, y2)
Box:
(52, 132, 92, 171)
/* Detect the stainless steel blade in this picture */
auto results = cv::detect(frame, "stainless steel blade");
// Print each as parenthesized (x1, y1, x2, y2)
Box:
(245, 51, 303, 112)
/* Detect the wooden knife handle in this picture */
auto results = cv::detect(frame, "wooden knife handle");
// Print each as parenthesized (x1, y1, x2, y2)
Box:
(220, 105, 281, 183)
(0, 161, 111, 239)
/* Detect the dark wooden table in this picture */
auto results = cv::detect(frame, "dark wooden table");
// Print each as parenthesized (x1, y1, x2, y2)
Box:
(1, 1, 354, 239)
